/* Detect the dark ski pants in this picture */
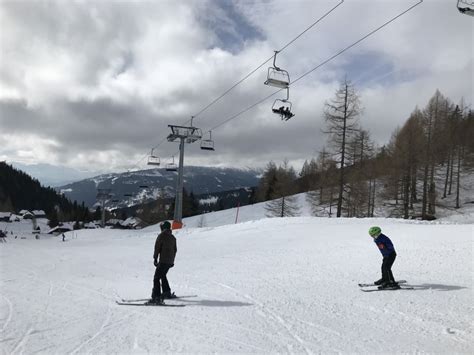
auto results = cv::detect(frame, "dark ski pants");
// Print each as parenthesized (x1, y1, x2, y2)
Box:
(381, 252, 396, 283)
(151, 263, 172, 300)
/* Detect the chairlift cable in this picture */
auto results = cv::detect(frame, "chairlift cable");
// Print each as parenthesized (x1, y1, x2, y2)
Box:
(205, 0, 423, 132)
(132, 0, 421, 170)
(182, 0, 345, 126)
(128, 2, 344, 171)
(291, 0, 424, 86)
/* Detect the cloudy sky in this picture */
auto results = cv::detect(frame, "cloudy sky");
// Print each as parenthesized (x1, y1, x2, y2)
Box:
(1, 0, 472, 176)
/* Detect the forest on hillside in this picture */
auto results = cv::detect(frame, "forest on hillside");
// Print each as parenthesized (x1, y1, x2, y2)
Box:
(258, 82, 473, 220)
(0, 162, 91, 226)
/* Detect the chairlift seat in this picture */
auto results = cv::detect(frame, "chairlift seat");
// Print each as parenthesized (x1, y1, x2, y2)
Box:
(271, 99, 294, 121)
(265, 68, 290, 89)
(458, 0, 474, 15)
(201, 140, 215, 151)
(166, 164, 178, 172)
(147, 155, 160, 166)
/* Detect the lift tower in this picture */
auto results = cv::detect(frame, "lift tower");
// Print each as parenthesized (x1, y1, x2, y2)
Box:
(96, 188, 112, 228)
(167, 124, 202, 229)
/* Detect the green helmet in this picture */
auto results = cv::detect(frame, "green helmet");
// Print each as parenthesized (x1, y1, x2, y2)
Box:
(368, 226, 381, 237)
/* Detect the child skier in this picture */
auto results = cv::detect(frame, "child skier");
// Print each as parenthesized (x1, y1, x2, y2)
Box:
(368, 226, 400, 289)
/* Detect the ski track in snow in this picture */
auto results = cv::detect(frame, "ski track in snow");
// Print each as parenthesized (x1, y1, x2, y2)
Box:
(0, 294, 13, 333)
(1, 216, 472, 353)
(216, 282, 315, 355)
(70, 304, 112, 354)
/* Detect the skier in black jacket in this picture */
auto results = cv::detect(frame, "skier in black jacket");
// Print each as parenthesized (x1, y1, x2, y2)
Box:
(147, 221, 177, 304)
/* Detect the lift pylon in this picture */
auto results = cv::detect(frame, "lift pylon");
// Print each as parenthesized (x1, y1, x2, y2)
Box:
(167, 123, 202, 230)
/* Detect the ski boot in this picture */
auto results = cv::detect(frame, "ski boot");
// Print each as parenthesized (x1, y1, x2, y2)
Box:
(374, 278, 384, 286)
(162, 291, 177, 299)
(388, 282, 401, 289)
(145, 298, 164, 305)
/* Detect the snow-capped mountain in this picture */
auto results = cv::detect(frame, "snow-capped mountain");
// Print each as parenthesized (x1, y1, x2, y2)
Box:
(57, 166, 261, 208)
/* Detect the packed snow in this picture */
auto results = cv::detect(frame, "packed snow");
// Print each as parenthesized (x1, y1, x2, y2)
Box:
(0, 201, 473, 353)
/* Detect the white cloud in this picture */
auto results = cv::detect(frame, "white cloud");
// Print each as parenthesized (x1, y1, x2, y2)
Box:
(0, 0, 472, 174)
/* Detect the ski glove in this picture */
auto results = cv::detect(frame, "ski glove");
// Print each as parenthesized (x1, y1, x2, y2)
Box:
(153, 259, 158, 267)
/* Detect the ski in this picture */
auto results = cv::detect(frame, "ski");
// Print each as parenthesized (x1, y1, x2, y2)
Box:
(358, 280, 407, 287)
(116, 301, 185, 307)
(360, 286, 414, 292)
(121, 295, 197, 303)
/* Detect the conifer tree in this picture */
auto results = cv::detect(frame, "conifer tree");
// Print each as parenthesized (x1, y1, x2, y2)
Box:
(323, 78, 362, 217)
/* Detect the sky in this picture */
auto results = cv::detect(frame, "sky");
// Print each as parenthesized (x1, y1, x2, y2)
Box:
(0, 0, 473, 177)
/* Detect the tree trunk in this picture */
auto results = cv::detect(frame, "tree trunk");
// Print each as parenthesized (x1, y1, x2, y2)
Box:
(336, 86, 349, 218)
(410, 168, 417, 208)
(422, 164, 429, 218)
(367, 178, 372, 217)
(455, 147, 462, 209)
(449, 148, 455, 195)
(428, 165, 436, 216)
(443, 150, 450, 198)
(403, 174, 410, 219)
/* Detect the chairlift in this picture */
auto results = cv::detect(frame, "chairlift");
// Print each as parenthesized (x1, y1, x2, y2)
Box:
(147, 149, 161, 166)
(165, 156, 178, 172)
(271, 88, 295, 121)
(201, 131, 215, 151)
(139, 185, 149, 189)
(457, 0, 474, 15)
(264, 51, 290, 89)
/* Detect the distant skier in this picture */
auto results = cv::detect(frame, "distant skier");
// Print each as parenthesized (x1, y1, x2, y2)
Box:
(368, 226, 400, 289)
(147, 221, 177, 305)
(62, 233, 65, 242)
(0, 230, 6, 243)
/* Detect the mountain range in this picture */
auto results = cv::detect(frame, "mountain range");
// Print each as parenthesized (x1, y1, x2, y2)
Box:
(57, 166, 262, 208)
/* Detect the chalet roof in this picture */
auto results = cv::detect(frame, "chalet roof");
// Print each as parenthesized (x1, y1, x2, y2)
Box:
(47, 224, 73, 234)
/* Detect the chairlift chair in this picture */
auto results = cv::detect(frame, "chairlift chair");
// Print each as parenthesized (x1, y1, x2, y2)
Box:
(271, 88, 295, 121)
(272, 99, 294, 121)
(201, 131, 215, 151)
(457, 0, 474, 15)
(165, 156, 178, 172)
(264, 51, 290, 89)
(147, 149, 160, 166)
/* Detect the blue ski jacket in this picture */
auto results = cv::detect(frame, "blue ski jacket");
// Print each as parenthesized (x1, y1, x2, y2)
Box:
(374, 233, 396, 257)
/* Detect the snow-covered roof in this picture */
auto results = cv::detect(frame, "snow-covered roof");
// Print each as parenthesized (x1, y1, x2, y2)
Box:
(47, 224, 73, 234)
(19, 210, 31, 215)
(120, 217, 144, 228)
(0, 212, 11, 218)
(32, 210, 46, 216)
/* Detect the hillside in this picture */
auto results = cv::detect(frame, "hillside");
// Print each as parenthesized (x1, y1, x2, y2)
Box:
(58, 166, 261, 208)
(0, 162, 89, 221)
(181, 171, 474, 228)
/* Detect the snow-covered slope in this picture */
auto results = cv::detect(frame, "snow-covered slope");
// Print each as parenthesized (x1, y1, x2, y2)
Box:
(180, 190, 474, 230)
(1, 210, 472, 353)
